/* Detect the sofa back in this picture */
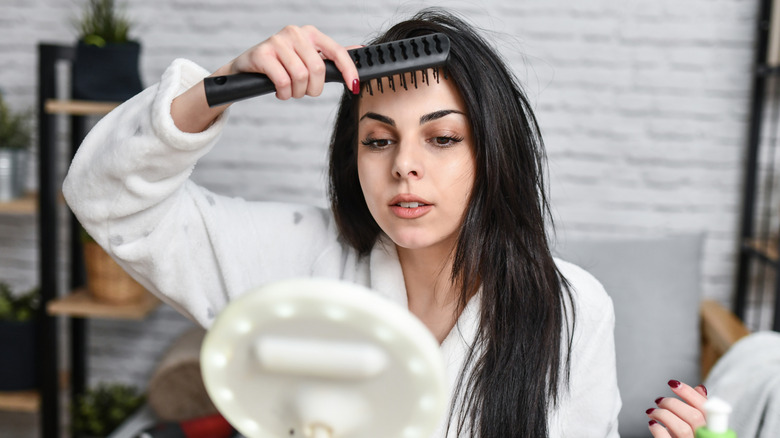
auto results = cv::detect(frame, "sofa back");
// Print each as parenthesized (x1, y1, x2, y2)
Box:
(554, 234, 703, 437)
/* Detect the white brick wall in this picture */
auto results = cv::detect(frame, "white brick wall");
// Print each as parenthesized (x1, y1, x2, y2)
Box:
(0, 0, 769, 431)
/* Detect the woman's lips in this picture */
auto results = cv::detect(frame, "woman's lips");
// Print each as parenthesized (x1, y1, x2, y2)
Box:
(390, 203, 432, 219)
(389, 196, 433, 219)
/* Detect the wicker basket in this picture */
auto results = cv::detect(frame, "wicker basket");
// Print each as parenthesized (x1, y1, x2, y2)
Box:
(83, 241, 147, 304)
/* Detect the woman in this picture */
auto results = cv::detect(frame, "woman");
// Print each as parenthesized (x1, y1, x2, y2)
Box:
(63, 8, 703, 438)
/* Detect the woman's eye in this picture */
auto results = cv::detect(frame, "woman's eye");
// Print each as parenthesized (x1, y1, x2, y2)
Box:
(361, 138, 394, 148)
(431, 136, 464, 147)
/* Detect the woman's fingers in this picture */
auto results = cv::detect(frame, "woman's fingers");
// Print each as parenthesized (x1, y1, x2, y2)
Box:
(267, 25, 358, 98)
(270, 27, 313, 99)
(648, 407, 698, 438)
(221, 25, 359, 100)
(648, 419, 672, 438)
(295, 28, 329, 97)
(296, 25, 358, 96)
(648, 401, 706, 437)
(656, 397, 706, 427)
(254, 42, 295, 100)
(646, 380, 708, 438)
(667, 380, 708, 414)
(307, 26, 359, 94)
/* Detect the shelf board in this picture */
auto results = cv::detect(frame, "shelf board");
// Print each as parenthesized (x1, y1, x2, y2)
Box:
(0, 370, 70, 413)
(0, 193, 37, 215)
(47, 288, 160, 320)
(745, 238, 778, 262)
(0, 390, 40, 413)
(44, 99, 119, 116)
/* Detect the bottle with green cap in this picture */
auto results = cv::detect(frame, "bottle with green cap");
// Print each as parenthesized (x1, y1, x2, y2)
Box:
(695, 397, 737, 438)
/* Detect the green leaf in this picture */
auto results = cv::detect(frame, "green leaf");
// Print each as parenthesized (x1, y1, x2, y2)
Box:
(83, 34, 106, 47)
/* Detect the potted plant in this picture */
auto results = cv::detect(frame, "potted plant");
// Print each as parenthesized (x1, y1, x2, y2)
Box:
(0, 282, 39, 391)
(71, 0, 143, 102)
(0, 93, 32, 202)
(81, 227, 148, 304)
(71, 382, 145, 438)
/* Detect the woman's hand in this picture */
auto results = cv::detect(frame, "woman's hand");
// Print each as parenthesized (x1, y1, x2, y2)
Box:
(216, 25, 359, 100)
(647, 380, 708, 438)
(172, 25, 359, 133)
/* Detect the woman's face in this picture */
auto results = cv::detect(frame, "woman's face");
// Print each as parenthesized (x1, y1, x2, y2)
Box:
(357, 71, 476, 253)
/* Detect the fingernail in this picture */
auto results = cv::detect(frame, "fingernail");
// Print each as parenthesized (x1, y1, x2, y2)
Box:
(699, 384, 708, 396)
(655, 397, 664, 405)
(668, 379, 681, 389)
(352, 78, 360, 95)
(649, 420, 658, 426)
(646, 408, 655, 415)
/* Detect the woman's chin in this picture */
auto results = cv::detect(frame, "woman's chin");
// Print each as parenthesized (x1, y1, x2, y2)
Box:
(385, 232, 431, 251)
(386, 231, 457, 253)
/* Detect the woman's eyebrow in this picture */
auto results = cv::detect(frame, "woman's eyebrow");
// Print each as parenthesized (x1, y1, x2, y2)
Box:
(359, 109, 465, 127)
(419, 109, 464, 125)
(359, 112, 395, 127)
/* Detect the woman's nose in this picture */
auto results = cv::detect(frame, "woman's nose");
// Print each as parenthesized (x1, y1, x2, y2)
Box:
(392, 142, 424, 179)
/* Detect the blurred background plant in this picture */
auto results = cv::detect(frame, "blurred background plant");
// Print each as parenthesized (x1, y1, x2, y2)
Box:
(71, 382, 145, 437)
(0, 93, 32, 151)
(0, 281, 39, 322)
(74, 0, 132, 47)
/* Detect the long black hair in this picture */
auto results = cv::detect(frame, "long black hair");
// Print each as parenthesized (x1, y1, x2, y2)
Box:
(328, 8, 575, 438)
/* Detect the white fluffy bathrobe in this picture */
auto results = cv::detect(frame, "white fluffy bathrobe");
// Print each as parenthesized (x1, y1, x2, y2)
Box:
(62, 59, 621, 437)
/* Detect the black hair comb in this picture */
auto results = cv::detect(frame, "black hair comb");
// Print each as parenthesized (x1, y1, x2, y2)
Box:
(203, 33, 451, 107)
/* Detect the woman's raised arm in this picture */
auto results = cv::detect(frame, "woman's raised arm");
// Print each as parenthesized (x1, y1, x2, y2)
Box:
(170, 25, 359, 133)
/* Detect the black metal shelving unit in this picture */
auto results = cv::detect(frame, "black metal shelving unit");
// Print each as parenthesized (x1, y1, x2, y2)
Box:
(37, 43, 90, 437)
(34, 43, 159, 438)
(734, 0, 780, 332)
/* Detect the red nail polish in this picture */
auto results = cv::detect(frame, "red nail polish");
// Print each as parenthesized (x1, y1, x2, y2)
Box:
(655, 397, 664, 405)
(700, 384, 708, 396)
(668, 379, 681, 389)
(352, 78, 360, 95)
(646, 408, 655, 415)
(649, 420, 658, 427)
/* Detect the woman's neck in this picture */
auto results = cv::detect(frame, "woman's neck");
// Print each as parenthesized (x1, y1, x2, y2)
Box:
(396, 243, 461, 343)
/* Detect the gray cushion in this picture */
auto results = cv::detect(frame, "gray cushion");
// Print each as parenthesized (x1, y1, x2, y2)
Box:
(554, 234, 703, 438)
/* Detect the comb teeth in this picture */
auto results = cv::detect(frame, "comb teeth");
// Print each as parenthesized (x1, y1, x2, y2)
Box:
(353, 33, 451, 95)
(348, 33, 450, 83)
(362, 68, 446, 96)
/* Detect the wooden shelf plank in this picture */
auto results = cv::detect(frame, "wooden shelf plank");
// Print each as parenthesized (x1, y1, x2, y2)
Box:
(0, 193, 37, 215)
(746, 238, 779, 262)
(47, 288, 160, 320)
(44, 99, 119, 116)
(0, 371, 69, 413)
(0, 390, 40, 413)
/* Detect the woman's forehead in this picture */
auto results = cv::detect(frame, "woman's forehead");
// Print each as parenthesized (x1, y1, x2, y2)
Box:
(358, 70, 468, 121)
